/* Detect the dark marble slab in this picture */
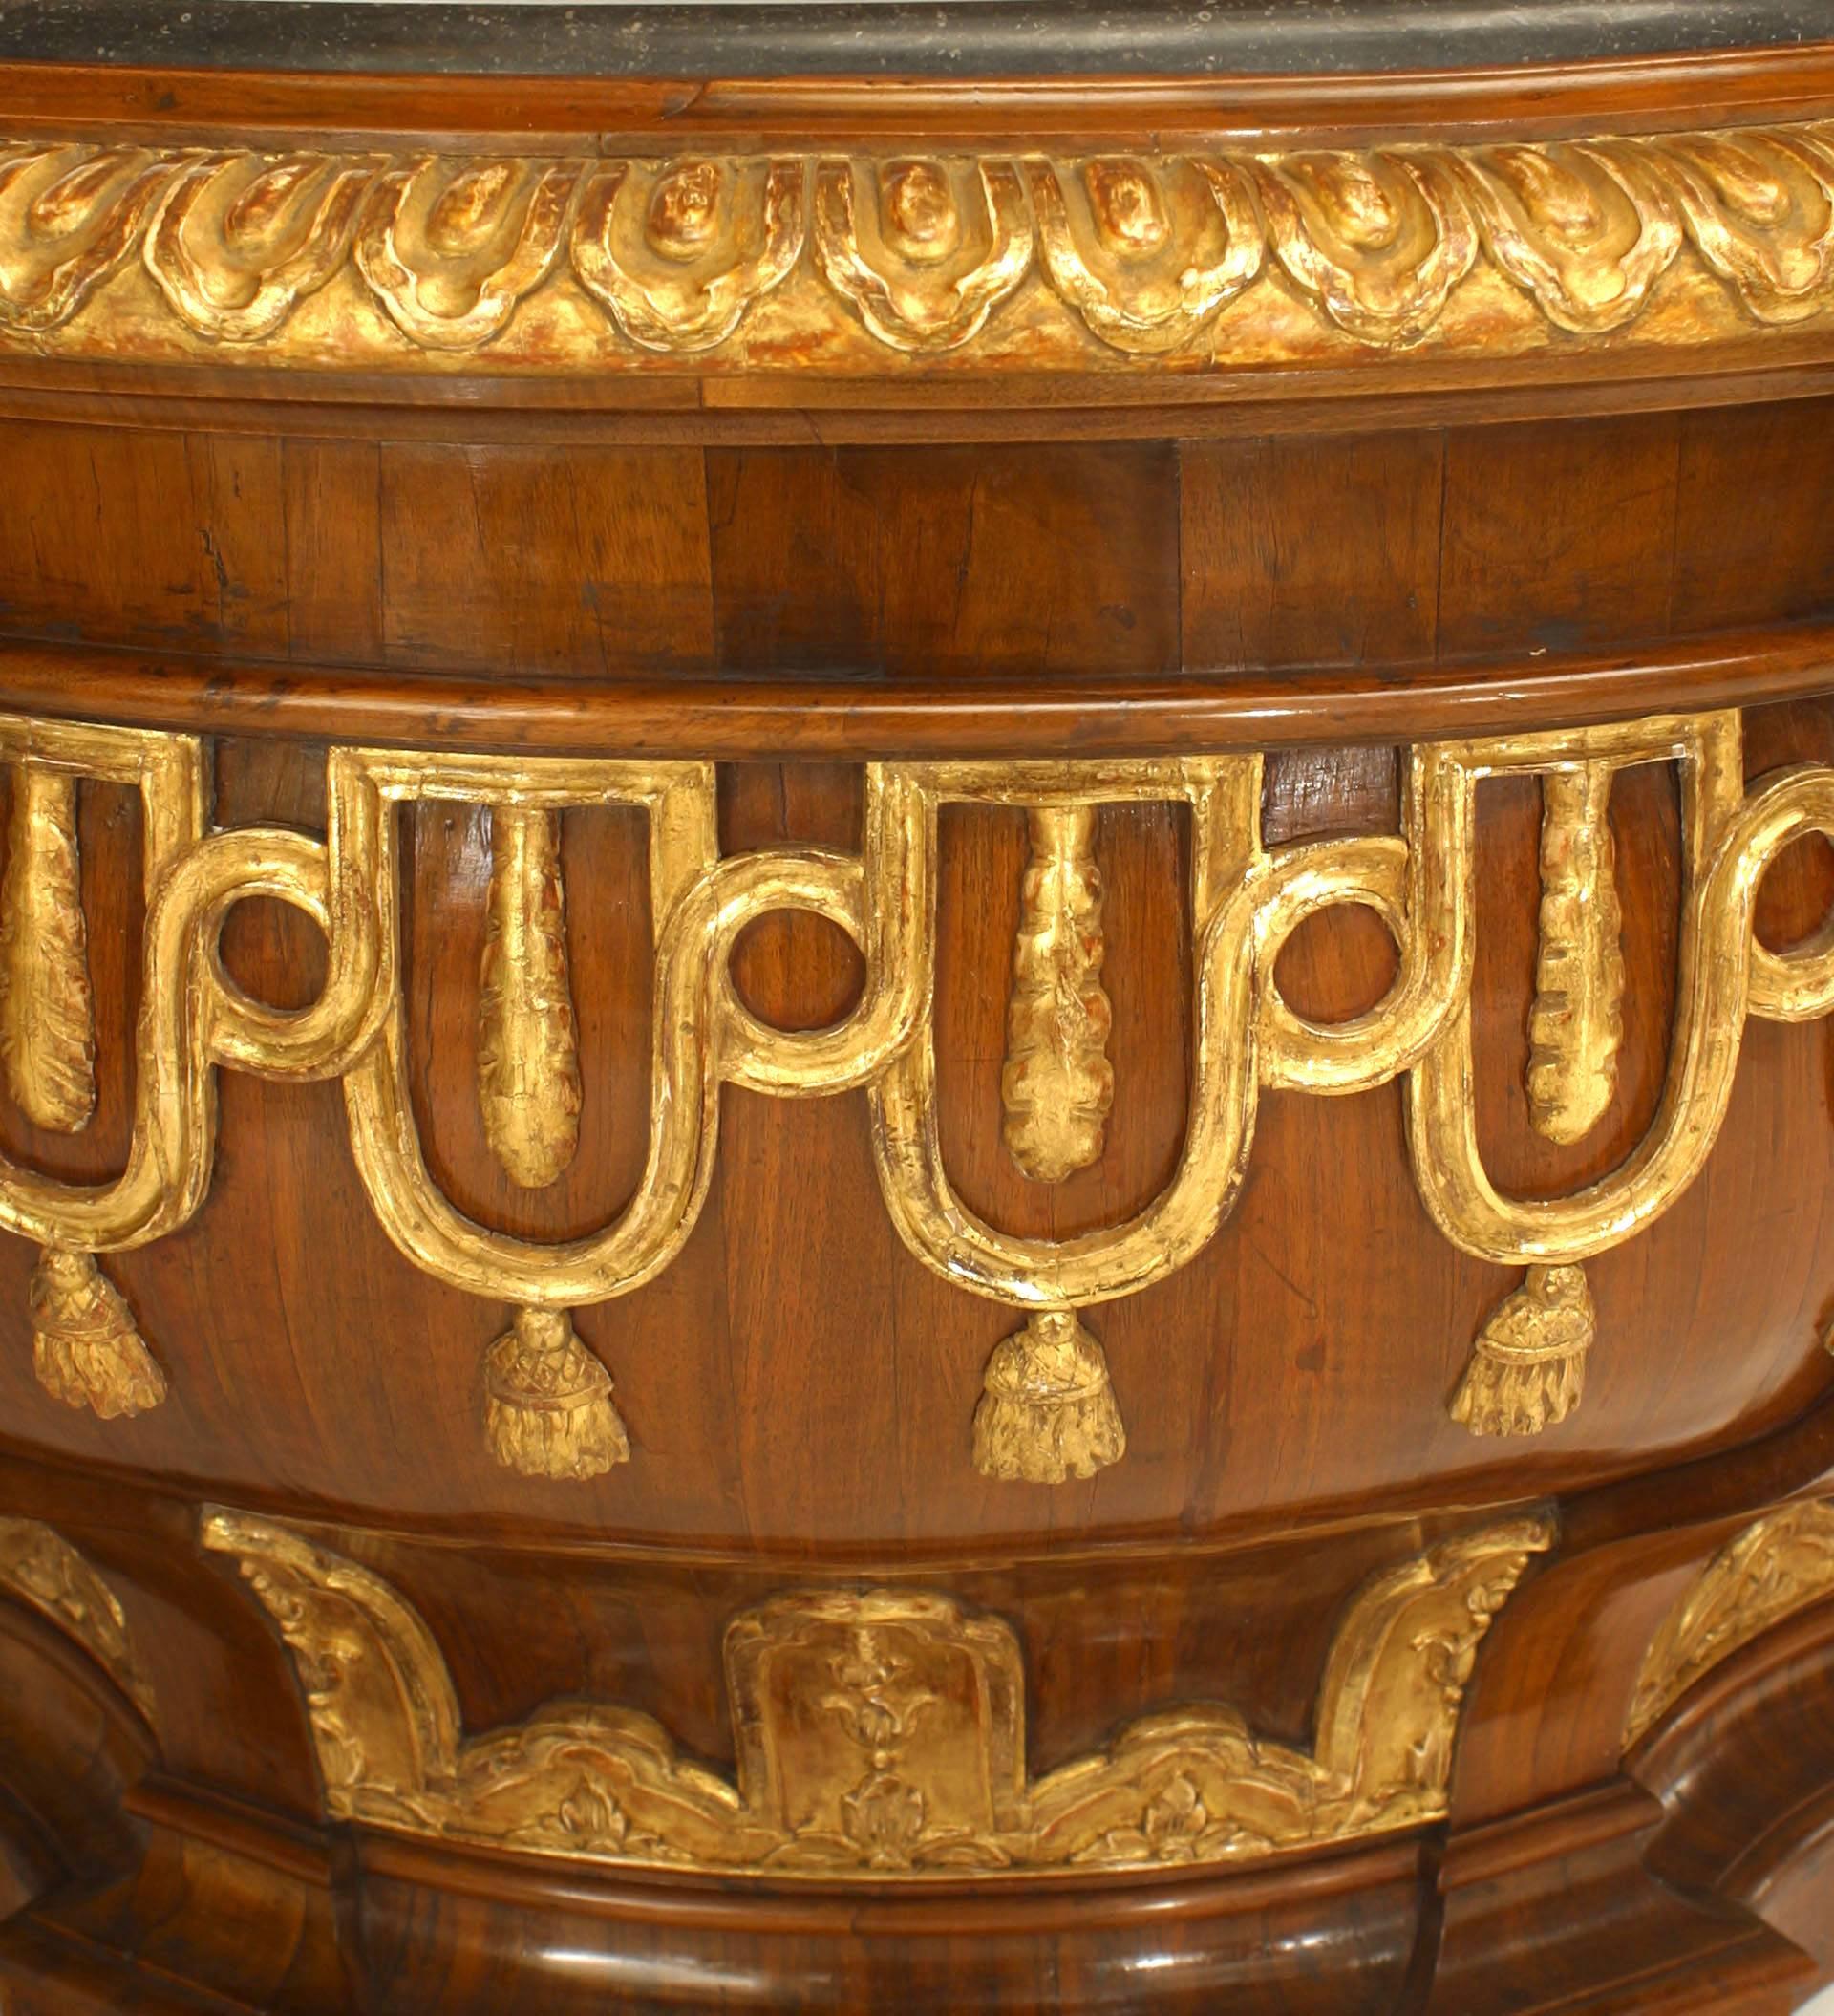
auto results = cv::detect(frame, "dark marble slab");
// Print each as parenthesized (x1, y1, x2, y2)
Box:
(0, 0, 1826, 78)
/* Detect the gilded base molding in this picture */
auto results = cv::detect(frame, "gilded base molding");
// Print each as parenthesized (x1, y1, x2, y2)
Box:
(0, 1515, 155, 1721)
(4, 125, 1834, 376)
(1626, 1496, 1834, 1749)
(202, 1509, 1550, 1877)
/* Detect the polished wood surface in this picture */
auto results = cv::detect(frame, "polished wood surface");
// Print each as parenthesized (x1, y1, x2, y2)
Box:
(0, 32, 1833, 2015)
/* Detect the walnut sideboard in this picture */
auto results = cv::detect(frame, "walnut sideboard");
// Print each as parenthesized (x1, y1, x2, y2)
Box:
(3, 2, 1834, 2009)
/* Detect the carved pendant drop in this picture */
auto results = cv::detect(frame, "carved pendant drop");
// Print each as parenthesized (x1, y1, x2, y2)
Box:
(483, 1305, 629, 1480)
(29, 1245, 165, 1419)
(1526, 762, 1624, 1145)
(1001, 804, 1115, 1185)
(973, 1309, 1126, 1483)
(1451, 1263, 1595, 1438)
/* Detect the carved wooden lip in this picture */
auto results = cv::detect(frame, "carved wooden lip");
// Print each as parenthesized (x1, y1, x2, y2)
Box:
(7, 116, 1834, 379)
(3, 624, 1831, 761)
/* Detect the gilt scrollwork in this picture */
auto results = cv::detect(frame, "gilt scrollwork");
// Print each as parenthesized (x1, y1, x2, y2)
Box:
(9, 123, 1834, 366)
(1, 707, 1830, 1467)
(203, 1508, 1549, 1877)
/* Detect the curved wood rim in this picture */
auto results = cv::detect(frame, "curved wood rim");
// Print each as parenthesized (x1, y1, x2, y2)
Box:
(9, 42, 1834, 147)
(4, 626, 1831, 760)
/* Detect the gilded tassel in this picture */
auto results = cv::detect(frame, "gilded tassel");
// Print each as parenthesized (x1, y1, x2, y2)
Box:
(484, 1307, 629, 1480)
(29, 1247, 166, 1419)
(0, 764, 96, 1133)
(973, 1309, 1126, 1483)
(1451, 1264, 1595, 1438)
(1001, 804, 1114, 1184)
(1525, 763, 1623, 1146)
(478, 804, 582, 1190)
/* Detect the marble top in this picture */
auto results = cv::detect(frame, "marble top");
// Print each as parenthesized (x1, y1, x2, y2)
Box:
(0, 0, 1826, 77)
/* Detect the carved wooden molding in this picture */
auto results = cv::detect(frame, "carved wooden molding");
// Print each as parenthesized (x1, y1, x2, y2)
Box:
(0, 1515, 155, 1721)
(1625, 1496, 1834, 1750)
(1, 710, 1831, 1475)
(202, 1507, 1550, 1877)
(4, 126, 1834, 374)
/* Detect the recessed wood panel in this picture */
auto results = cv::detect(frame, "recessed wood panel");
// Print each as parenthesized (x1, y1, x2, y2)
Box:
(1438, 413, 1681, 659)
(1180, 432, 1443, 673)
(0, 424, 288, 654)
(1673, 398, 1834, 634)
(377, 442, 714, 676)
(707, 443, 1180, 677)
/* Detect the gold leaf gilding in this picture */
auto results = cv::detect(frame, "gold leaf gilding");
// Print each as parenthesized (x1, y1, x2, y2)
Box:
(1001, 804, 1114, 1184)
(478, 804, 582, 1190)
(1526, 762, 1625, 1146)
(0, 762, 96, 1134)
(0, 713, 1831, 1471)
(10, 122, 1834, 368)
(0, 1516, 156, 1720)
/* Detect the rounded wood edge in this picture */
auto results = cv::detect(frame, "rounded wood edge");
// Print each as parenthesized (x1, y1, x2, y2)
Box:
(2, 626, 1831, 759)
(8, 42, 1834, 146)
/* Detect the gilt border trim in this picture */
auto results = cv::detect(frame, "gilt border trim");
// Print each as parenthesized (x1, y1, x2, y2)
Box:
(5, 124, 1834, 374)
